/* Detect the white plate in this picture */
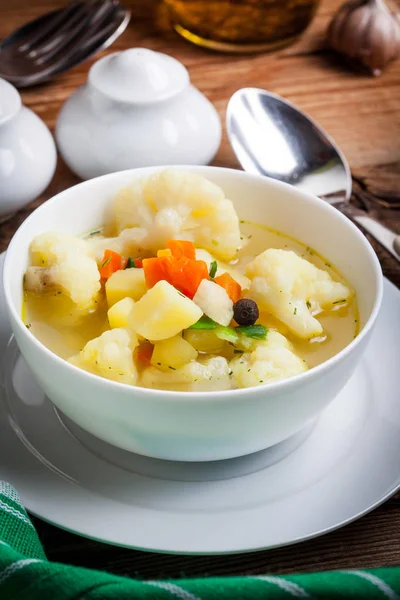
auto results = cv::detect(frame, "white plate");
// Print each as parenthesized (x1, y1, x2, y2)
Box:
(1, 251, 400, 555)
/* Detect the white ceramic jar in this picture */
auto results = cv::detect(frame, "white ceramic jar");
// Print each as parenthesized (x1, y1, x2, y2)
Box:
(0, 79, 57, 223)
(56, 48, 222, 180)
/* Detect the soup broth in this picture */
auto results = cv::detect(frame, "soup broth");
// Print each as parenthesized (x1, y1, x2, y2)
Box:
(24, 221, 358, 380)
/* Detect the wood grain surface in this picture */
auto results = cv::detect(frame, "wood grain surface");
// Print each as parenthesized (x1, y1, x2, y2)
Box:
(1, 0, 400, 578)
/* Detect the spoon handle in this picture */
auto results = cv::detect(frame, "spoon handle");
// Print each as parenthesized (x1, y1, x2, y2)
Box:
(333, 202, 400, 263)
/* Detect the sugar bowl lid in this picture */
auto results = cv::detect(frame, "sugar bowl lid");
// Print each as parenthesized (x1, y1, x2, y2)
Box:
(88, 48, 190, 104)
(0, 78, 21, 125)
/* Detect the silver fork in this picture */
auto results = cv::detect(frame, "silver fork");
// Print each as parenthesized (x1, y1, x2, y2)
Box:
(0, 0, 130, 87)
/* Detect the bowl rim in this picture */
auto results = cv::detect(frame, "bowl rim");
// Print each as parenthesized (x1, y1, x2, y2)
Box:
(3, 165, 384, 401)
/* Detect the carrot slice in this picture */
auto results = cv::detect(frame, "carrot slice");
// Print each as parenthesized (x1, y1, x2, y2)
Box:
(142, 257, 171, 288)
(157, 249, 173, 258)
(143, 255, 208, 298)
(137, 341, 154, 365)
(179, 258, 208, 298)
(214, 272, 242, 303)
(99, 249, 123, 280)
(167, 239, 196, 260)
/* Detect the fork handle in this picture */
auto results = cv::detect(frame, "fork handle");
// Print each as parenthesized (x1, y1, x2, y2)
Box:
(332, 201, 400, 263)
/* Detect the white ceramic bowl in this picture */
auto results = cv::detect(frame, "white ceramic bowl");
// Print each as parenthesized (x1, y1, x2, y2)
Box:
(3, 167, 383, 462)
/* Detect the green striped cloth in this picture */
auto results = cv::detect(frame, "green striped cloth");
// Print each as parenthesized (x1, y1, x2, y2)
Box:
(1, 481, 400, 599)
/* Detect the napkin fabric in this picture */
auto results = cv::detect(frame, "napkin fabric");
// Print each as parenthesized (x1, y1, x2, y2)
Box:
(1, 481, 399, 599)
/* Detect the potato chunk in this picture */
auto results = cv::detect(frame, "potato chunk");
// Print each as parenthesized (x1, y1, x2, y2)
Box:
(183, 329, 225, 353)
(68, 328, 139, 385)
(105, 268, 147, 307)
(193, 279, 233, 326)
(107, 297, 135, 329)
(246, 249, 350, 339)
(230, 330, 308, 388)
(151, 336, 198, 369)
(129, 280, 202, 341)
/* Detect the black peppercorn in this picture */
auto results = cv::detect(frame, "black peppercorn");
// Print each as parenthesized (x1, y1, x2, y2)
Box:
(233, 298, 259, 326)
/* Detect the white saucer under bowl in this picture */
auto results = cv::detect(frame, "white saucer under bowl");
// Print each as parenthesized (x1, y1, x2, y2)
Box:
(1, 251, 399, 554)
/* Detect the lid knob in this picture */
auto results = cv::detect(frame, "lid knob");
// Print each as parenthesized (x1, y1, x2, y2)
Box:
(88, 48, 190, 104)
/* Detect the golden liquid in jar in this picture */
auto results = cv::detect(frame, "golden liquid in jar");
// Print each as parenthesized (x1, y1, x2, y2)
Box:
(164, 0, 320, 52)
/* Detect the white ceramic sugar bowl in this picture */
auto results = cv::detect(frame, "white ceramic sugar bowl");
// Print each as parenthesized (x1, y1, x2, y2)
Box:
(55, 48, 222, 180)
(0, 79, 57, 223)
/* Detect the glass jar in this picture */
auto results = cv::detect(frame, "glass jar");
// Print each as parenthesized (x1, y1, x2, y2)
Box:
(164, 0, 320, 53)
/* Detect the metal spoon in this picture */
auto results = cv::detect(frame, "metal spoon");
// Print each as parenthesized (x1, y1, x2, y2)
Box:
(0, 0, 130, 88)
(227, 88, 400, 262)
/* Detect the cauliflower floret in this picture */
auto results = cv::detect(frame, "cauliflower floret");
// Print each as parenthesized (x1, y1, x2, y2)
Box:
(86, 228, 152, 264)
(68, 328, 139, 385)
(230, 330, 308, 388)
(25, 232, 101, 310)
(107, 170, 242, 261)
(246, 249, 351, 339)
(141, 356, 232, 392)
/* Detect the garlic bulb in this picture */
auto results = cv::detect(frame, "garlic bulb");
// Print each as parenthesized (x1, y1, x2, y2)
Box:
(327, 0, 400, 76)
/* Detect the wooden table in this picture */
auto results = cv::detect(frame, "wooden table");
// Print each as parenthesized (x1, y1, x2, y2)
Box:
(1, 0, 400, 579)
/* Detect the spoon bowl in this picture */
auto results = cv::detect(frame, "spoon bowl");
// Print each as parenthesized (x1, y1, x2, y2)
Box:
(227, 88, 400, 261)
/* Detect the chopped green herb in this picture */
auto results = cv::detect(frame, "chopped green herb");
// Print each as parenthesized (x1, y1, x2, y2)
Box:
(209, 260, 218, 278)
(211, 239, 219, 246)
(188, 316, 217, 330)
(354, 319, 358, 323)
(228, 370, 233, 376)
(333, 299, 347, 305)
(89, 229, 102, 236)
(259, 380, 264, 384)
(125, 257, 135, 269)
(177, 291, 186, 298)
(248, 234, 252, 239)
(215, 325, 239, 344)
(306, 247, 314, 256)
(157, 362, 161, 366)
(168, 366, 176, 370)
(236, 324, 268, 340)
(306, 300, 311, 309)
(325, 262, 332, 267)
(247, 369, 251, 373)
(240, 220, 245, 224)
(293, 307, 297, 315)
(101, 256, 112, 268)
(26, 323, 31, 329)
(233, 349, 244, 354)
